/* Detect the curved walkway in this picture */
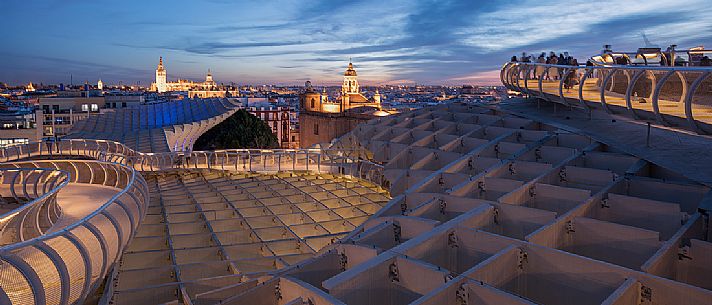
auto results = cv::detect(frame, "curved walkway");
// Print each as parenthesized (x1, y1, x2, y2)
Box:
(501, 62, 712, 134)
(47, 184, 121, 233)
(0, 160, 147, 305)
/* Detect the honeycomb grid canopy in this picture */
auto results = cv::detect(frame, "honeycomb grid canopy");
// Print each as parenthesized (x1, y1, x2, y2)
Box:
(0, 102, 711, 305)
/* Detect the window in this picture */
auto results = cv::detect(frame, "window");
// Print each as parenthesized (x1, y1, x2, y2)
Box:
(310, 98, 315, 108)
(0, 138, 29, 146)
(81, 104, 88, 112)
(314, 123, 319, 135)
(122, 102, 127, 108)
(91, 104, 98, 111)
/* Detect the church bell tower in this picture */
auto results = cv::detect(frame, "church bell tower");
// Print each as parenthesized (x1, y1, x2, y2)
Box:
(341, 60, 359, 95)
(341, 60, 359, 111)
(155, 57, 167, 93)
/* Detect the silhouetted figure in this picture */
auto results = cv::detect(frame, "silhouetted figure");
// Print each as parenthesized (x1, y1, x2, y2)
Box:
(586, 60, 594, 66)
(700, 56, 712, 66)
(511, 56, 518, 62)
(556, 54, 566, 79)
(549, 55, 559, 80)
(565, 58, 579, 91)
(536, 54, 546, 79)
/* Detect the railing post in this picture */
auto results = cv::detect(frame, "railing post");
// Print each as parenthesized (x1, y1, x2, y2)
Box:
(625, 70, 646, 120)
(578, 68, 592, 112)
(599, 68, 617, 114)
(651, 70, 675, 125)
(685, 71, 710, 134)
(65, 232, 93, 304)
(36, 242, 71, 305)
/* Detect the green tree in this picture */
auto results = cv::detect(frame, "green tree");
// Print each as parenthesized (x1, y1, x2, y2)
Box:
(194, 109, 279, 150)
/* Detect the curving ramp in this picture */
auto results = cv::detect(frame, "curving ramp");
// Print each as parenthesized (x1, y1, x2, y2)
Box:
(0, 160, 148, 305)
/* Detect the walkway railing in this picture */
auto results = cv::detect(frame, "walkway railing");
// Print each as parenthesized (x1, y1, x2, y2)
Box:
(0, 160, 148, 305)
(501, 62, 712, 134)
(124, 149, 387, 186)
(0, 139, 388, 189)
(0, 168, 68, 245)
(0, 139, 137, 163)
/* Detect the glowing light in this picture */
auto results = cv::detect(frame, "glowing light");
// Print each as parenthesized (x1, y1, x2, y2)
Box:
(322, 104, 341, 113)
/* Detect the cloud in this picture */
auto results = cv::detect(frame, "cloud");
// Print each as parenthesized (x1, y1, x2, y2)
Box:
(174, 41, 312, 55)
(449, 69, 502, 83)
(2, 0, 711, 85)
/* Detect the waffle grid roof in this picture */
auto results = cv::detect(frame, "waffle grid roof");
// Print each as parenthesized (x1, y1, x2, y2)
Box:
(214, 103, 712, 305)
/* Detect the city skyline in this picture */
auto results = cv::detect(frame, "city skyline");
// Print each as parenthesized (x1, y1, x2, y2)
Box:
(2, 0, 712, 86)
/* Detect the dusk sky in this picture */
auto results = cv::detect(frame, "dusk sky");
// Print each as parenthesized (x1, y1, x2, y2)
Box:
(2, 0, 711, 86)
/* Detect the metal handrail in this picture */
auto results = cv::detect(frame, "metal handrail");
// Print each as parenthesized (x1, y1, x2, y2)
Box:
(0, 138, 387, 187)
(507, 61, 712, 71)
(0, 138, 362, 162)
(0, 168, 69, 244)
(0, 161, 147, 251)
(0, 160, 148, 305)
(501, 61, 712, 134)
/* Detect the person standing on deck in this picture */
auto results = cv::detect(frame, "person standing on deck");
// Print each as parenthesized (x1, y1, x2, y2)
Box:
(549, 55, 559, 80)
(536, 53, 546, 79)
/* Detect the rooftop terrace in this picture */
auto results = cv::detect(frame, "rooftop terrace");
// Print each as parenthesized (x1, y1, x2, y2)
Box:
(0, 90, 711, 305)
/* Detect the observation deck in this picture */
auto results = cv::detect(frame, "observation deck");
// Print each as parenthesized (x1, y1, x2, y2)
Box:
(501, 48, 712, 134)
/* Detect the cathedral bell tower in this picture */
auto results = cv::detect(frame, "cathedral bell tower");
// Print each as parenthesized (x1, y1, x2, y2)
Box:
(155, 57, 167, 93)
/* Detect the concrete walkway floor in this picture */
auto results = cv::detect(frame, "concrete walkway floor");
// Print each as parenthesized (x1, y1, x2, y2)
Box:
(494, 98, 712, 186)
(48, 183, 121, 233)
